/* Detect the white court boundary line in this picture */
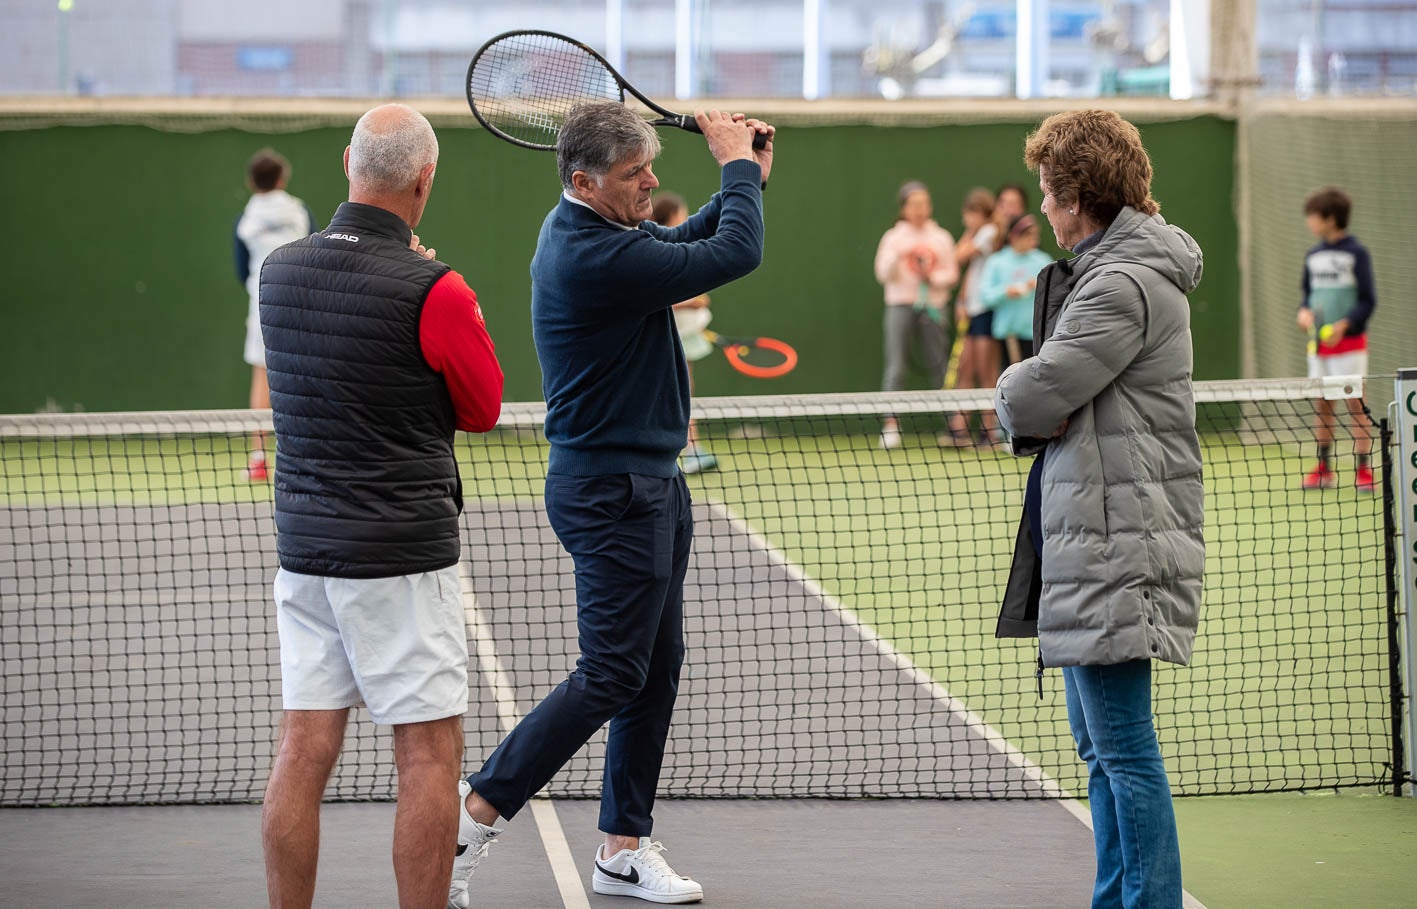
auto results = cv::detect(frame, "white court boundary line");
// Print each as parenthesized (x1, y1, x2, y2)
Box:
(708, 503, 1207, 909)
(458, 563, 591, 909)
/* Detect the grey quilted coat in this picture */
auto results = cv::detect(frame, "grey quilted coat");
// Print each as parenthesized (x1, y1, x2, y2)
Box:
(993, 206, 1205, 668)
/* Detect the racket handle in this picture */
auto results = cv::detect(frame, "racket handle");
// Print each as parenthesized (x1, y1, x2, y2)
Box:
(676, 115, 769, 149)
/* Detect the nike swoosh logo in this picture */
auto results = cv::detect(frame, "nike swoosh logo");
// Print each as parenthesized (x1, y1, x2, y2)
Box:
(595, 861, 640, 885)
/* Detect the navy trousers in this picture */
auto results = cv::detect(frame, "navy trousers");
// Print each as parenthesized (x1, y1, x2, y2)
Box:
(467, 471, 693, 836)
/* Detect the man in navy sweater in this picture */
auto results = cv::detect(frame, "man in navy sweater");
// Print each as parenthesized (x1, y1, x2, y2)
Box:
(449, 102, 772, 906)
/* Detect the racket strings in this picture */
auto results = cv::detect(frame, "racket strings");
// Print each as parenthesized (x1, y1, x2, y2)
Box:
(469, 33, 621, 148)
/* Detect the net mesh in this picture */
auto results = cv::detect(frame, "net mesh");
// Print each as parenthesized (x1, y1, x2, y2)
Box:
(1242, 98, 1417, 391)
(0, 381, 1395, 807)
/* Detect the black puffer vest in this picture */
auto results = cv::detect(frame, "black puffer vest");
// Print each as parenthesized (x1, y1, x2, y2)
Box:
(259, 202, 460, 578)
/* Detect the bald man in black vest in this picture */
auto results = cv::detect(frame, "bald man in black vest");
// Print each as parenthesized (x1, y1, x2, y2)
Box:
(258, 103, 503, 909)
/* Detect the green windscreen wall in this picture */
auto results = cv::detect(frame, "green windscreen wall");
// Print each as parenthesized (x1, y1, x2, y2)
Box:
(0, 116, 1236, 413)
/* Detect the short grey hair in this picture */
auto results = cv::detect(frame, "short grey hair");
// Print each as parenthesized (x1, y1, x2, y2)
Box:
(348, 104, 439, 193)
(557, 101, 661, 190)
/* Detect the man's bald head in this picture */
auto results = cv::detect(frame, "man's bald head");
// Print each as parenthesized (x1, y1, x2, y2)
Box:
(347, 104, 439, 195)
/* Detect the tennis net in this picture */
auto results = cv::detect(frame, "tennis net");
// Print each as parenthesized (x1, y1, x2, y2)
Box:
(0, 378, 1399, 806)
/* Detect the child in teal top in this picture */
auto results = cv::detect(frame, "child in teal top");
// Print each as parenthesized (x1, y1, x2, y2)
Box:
(980, 214, 1051, 363)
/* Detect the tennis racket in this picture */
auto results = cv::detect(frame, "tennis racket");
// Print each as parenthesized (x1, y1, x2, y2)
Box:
(943, 314, 969, 389)
(1307, 321, 1335, 356)
(467, 30, 768, 152)
(703, 330, 797, 379)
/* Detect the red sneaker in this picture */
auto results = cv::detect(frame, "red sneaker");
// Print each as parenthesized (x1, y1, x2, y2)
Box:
(1355, 465, 1376, 494)
(1301, 464, 1335, 489)
(245, 460, 269, 482)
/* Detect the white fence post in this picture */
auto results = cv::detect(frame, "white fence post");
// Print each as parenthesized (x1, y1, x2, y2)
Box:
(1395, 368, 1417, 796)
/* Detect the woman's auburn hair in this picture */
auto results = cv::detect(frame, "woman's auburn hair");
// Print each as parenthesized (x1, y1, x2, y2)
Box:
(1023, 110, 1159, 223)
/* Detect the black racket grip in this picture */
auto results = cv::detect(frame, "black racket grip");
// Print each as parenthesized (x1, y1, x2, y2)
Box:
(675, 115, 769, 149)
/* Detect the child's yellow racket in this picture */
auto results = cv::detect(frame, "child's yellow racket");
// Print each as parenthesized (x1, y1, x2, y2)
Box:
(1307, 323, 1334, 356)
(943, 315, 969, 389)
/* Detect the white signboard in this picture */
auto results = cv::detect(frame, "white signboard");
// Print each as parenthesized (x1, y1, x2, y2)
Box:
(1397, 368, 1417, 795)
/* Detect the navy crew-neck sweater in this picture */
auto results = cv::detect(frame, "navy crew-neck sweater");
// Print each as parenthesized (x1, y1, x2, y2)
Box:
(532, 158, 764, 477)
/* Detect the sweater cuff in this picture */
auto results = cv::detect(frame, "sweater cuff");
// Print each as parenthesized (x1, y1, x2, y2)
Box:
(721, 158, 763, 188)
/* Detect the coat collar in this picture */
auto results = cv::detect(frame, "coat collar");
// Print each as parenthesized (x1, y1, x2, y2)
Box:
(326, 202, 413, 245)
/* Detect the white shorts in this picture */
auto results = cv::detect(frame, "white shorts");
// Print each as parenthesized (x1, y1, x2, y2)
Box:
(244, 298, 265, 368)
(1307, 350, 1368, 380)
(274, 565, 470, 725)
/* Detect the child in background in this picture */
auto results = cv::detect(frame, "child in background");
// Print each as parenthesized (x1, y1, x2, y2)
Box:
(873, 181, 959, 449)
(945, 187, 1001, 446)
(981, 214, 1051, 367)
(991, 183, 1029, 251)
(234, 148, 316, 481)
(652, 192, 717, 474)
(1297, 186, 1377, 492)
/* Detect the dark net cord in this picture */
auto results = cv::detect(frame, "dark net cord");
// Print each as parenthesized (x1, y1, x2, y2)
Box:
(0, 380, 1401, 806)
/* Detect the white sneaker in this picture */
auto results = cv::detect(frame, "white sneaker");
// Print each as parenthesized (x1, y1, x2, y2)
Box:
(448, 780, 501, 909)
(879, 428, 902, 450)
(592, 838, 703, 904)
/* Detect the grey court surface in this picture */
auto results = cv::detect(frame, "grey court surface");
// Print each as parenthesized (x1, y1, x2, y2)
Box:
(3, 500, 1055, 804)
(1, 497, 1137, 906)
(0, 798, 1101, 908)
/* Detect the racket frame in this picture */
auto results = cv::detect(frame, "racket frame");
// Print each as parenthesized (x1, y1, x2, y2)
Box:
(468, 29, 702, 151)
(703, 329, 798, 379)
(467, 29, 766, 151)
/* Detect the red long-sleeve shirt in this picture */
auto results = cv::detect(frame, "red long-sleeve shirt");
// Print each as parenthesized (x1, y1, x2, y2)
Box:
(419, 270, 503, 432)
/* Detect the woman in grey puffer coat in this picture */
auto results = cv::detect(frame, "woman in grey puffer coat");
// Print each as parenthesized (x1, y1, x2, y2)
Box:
(993, 110, 1204, 909)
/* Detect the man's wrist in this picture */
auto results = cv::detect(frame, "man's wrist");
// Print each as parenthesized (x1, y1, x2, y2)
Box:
(721, 157, 765, 195)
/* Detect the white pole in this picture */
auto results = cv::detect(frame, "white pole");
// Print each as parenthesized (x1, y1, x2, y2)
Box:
(58, 0, 73, 94)
(1170, 0, 1211, 100)
(1396, 368, 1417, 796)
(676, 0, 696, 99)
(1016, 0, 1049, 98)
(606, 0, 625, 72)
(803, 0, 824, 100)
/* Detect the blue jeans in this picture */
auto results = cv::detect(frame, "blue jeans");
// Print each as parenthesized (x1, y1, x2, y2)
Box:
(1062, 661, 1183, 909)
(468, 472, 692, 837)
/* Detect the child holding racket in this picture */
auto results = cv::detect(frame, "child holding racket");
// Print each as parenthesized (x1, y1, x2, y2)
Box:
(944, 188, 1002, 446)
(873, 181, 959, 449)
(653, 191, 717, 475)
(1297, 186, 1378, 492)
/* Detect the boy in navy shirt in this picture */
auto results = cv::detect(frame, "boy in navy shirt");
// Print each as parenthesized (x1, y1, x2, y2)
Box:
(1297, 186, 1377, 492)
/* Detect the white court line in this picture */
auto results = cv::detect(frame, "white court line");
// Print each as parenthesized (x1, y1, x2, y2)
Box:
(458, 563, 591, 909)
(708, 503, 1209, 909)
